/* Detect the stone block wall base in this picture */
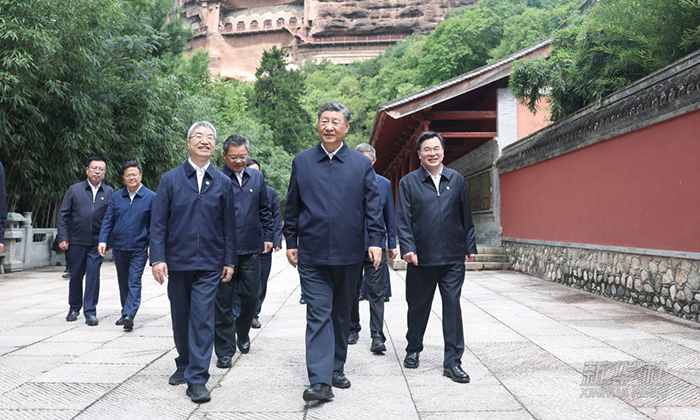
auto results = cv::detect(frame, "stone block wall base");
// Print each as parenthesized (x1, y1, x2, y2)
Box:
(503, 240, 700, 322)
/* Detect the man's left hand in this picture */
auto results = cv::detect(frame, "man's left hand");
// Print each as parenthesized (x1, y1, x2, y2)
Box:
(368, 246, 382, 270)
(465, 254, 477, 263)
(221, 265, 234, 282)
(388, 249, 399, 261)
(263, 242, 273, 253)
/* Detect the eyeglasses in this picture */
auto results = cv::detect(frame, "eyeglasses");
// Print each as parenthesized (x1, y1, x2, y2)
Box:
(190, 133, 215, 142)
(420, 146, 443, 154)
(124, 174, 140, 178)
(227, 154, 248, 162)
(89, 166, 106, 172)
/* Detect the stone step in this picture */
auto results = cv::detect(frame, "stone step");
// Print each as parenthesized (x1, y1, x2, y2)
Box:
(391, 259, 511, 271)
(477, 246, 506, 255)
(474, 254, 509, 262)
(465, 261, 511, 271)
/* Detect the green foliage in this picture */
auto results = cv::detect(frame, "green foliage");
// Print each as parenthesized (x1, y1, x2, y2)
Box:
(252, 46, 315, 155)
(510, 0, 700, 121)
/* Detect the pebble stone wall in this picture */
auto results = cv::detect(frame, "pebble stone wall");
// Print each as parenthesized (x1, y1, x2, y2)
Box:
(503, 241, 700, 321)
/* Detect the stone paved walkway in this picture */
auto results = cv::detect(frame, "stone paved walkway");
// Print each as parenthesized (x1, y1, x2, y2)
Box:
(1, 251, 700, 419)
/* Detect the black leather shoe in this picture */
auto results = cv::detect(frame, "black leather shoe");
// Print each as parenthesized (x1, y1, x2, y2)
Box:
(169, 369, 186, 385)
(186, 384, 211, 403)
(66, 310, 79, 322)
(237, 336, 250, 354)
(62, 272, 71, 279)
(347, 330, 359, 345)
(299, 296, 307, 304)
(85, 315, 99, 326)
(251, 318, 261, 329)
(216, 356, 232, 369)
(122, 315, 134, 331)
(404, 352, 420, 369)
(331, 370, 351, 388)
(444, 366, 470, 383)
(115, 315, 125, 326)
(384, 296, 390, 302)
(370, 336, 386, 353)
(303, 383, 334, 402)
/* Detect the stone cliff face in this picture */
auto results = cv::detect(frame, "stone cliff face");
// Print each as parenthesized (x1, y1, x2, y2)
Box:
(308, 0, 476, 36)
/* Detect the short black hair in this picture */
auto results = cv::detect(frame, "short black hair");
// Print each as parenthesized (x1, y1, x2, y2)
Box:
(416, 131, 445, 151)
(318, 102, 351, 123)
(246, 158, 261, 168)
(121, 160, 142, 175)
(86, 156, 107, 168)
(223, 134, 250, 154)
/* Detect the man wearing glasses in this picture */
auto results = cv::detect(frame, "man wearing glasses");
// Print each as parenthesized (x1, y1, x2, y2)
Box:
(396, 131, 477, 383)
(214, 134, 273, 368)
(58, 156, 114, 326)
(150, 122, 237, 403)
(98, 161, 156, 332)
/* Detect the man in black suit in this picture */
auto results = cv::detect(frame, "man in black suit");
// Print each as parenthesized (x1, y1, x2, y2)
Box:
(284, 102, 384, 402)
(214, 135, 272, 368)
(396, 131, 477, 383)
(57, 157, 114, 326)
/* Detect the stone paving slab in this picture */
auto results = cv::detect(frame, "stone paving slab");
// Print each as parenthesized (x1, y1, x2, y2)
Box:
(1, 253, 700, 419)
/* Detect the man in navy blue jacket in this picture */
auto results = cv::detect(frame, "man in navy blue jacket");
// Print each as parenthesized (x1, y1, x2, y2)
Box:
(246, 158, 283, 329)
(58, 157, 114, 326)
(396, 131, 477, 384)
(284, 102, 384, 402)
(150, 121, 237, 403)
(214, 135, 273, 368)
(348, 143, 398, 354)
(98, 161, 156, 332)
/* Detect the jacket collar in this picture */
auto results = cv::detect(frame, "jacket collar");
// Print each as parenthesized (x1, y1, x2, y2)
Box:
(182, 159, 215, 179)
(418, 165, 449, 182)
(83, 179, 102, 191)
(315, 141, 347, 163)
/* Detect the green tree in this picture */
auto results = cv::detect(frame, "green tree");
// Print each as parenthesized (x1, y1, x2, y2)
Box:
(511, 0, 700, 121)
(252, 46, 314, 154)
(0, 0, 191, 226)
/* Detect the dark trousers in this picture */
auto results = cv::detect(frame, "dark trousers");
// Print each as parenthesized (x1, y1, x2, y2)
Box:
(298, 261, 362, 386)
(350, 250, 387, 340)
(113, 249, 148, 317)
(214, 253, 260, 358)
(405, 263, 466, 369)
(168, 270, 220, 385)
(360, 262, 391, 298)
(255, 251, 273, 318)
(67, 245, 103, 316)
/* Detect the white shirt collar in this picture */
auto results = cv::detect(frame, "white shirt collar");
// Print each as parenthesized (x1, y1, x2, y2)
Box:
(321, 142, 343, 160)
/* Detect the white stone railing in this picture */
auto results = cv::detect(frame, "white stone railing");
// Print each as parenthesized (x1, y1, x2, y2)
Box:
(1, 212, 65, 274)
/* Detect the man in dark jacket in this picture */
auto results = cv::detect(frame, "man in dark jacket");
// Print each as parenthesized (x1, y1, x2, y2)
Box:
(284, 102, 384, 402)
(348, 143, 398, 353)
(396, 131, 477, 384)
(98, 161, 156, 332)
(246, 158, 283, 329)
(57, 156, 114, 326)
(214, 135, 273, 368)
(150, 121, 237, 403)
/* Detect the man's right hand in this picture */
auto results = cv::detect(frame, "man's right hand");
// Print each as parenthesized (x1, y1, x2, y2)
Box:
(59, 241, 69, 251)
(152, 262, 168, 285)
(97, 243, 107, 258)
(403, 252, 418, 266)
(286, 249, 298, 268)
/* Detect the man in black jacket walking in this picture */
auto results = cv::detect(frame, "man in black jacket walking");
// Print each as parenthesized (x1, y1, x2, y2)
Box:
(396, 131, 477, 383)
(57, 156, 114, 326)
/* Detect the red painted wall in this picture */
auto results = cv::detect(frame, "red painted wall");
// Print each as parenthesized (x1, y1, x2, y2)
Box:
(500, 109, 700, 253)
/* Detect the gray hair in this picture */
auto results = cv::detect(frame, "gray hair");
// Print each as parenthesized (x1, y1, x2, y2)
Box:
(223, 134, 250, 154)
(355, 143, 376, 159)
(187, 121, 217, 139)
(318, 102, 351, 123)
